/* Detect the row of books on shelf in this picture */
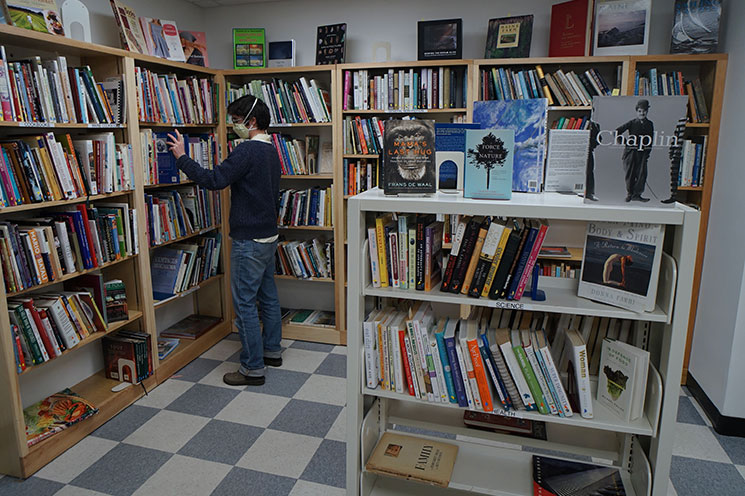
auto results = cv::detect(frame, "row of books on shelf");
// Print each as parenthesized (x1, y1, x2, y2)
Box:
(365, 304, 649, 422)
(0, 204, 137, 293)
(679, 136, 707, 187)
(550, 117, 591, 130)
(140, 130, 217, 185)
(9, 276, 128, 371)
(479, 66, 615, 107)
(541, 262, 579, 280)
(228, 134, 332, 176)
(278, 187, 333, 227)
(369, 214, 547, 302)
(0, 132, 134, 206)
(283, 308, 336, 328)
(134, 67, 216, 125)
(343, 67, 468, 111)
(343, 116, 383, 155)
(275, 237, 334, 280)
(344, 158, 379, 196)
(102, 329, 153, 384)
(144, 185, 220, 247)
(150, 233, 222, 300)
(0, 48, 124, 125)
(634, 70, 710, 123)
(226, 77, 331, 125)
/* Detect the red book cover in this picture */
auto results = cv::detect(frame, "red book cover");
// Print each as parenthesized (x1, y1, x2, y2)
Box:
(22, 299, 55, 358)
(102, 335, 138, 383)
(549, 0, 592, 57)
(75, 205, 98, 267)
(398, 329, 415, 396)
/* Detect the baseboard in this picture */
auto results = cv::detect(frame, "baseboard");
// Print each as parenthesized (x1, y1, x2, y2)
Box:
(686, 374, 745, 437)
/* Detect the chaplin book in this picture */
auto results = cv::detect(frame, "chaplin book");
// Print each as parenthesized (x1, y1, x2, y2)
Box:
(585, 96, 688, 206)
(382, 120, 436, 195)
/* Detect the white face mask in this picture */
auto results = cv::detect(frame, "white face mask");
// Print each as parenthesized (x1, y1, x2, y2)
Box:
(232, 99, 258, 139)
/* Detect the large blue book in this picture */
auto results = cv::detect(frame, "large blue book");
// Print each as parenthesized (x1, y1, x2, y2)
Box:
(155, 132, 188, 184)
(151, 248, 184, 300)
(463, 129, 514, 200)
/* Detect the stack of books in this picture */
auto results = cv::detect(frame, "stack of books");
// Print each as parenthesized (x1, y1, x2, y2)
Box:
(134, 67, 215, 124)
(145, 185, 220, 247)
(226, 77, 331, 125)
(140, 131, 217, 185)
(278, 187, 333, 227)
(103, 279, 128, 323)
(150, 233, 222, 300)
(479, 65, 614, 106)
(343, 159, 379, 196)
(0, 47, 124, 124)
(342, 66, 468, 111)
(102, 330, 153, 383)
(284, 309, 336, 328)
(0, 132, 134, 206)
(342, 116, 384, 155)
(275, 238, 334, 279)
(0, 205, 137, 293)
(8, 292, 106, 371)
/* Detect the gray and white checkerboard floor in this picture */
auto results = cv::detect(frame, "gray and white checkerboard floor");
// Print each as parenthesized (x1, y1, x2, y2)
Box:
(1, 333, 744, 496)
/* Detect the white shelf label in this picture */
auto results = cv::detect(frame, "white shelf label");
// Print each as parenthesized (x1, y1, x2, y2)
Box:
(491, 300, 525, 310)
(19, 121, 54, 127)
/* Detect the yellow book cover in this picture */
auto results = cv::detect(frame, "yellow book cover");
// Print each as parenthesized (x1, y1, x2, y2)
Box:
(481, 226, 512, 298)
(365, 432, 458, 488)
(375, 213, 392, 287)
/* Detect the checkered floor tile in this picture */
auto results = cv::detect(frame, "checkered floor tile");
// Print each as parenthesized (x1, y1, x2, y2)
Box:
(1, 335, 744, 495)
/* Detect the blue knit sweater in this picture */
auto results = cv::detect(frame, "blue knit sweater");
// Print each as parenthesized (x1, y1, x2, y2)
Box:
(176, 139, 281, 240)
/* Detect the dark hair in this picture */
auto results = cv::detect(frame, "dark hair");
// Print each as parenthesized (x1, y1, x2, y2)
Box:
(227, 95, 271, 130)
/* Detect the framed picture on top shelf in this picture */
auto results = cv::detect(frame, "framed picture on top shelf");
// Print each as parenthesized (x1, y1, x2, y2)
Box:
(593, 0, 651, 56)
(233, 28, 266, 69)
(484, 15, 534, 59)
(417, 18, 463, 61)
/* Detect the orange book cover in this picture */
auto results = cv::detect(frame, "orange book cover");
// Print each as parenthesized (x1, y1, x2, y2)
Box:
(466, 326, 493, 412)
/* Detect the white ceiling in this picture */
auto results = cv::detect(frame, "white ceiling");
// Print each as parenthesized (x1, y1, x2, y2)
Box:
(183, 0, 286, 6)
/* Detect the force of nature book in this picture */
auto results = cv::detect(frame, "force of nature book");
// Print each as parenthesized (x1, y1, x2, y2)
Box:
(670, 0, 721, 54)
(597, 338, 649, 422)
(464, 129, 514, 200)
(578, 221, 664, 313)
(382, 119, 436, 195)
(435, 123, 480, 191)
(473, 100, 548, 193)
(484, 15, 534, 58)
(233, 28, 265, 69)
(365, 432, 458, 488)
(587, 96, 688, 206)
(532, 455, 627, 495)
(593, 0, 651, 56)
(4, 0, 64, 35)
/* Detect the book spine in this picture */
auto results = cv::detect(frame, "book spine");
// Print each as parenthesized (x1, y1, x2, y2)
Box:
(499, 338, 536, 410)
(415, 218, 425, 290)
(467, 338, 493, 412)
(363, 320, 378, 389)
(515, 225, 548, 300)
(374, 217, 389, 287)
(524, 342, 557, 415)
(507, 228, 537, 300)
(479, 339, 508, 409)
(403, 335, 421, 398)
(445, 336, 468, 407)
(436, 332, 457, 403)
(398, 329, 415, 396)
(455, 341, 477, 409)
(572, 340, 594, 418)
(513, 343, 548, 414)
(406, 320, 427, 400)
(430, 335, 449, 403)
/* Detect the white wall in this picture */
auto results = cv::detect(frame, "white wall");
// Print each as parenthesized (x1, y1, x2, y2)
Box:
(201, 0, 674, 69)
(689, 0, 745, 416)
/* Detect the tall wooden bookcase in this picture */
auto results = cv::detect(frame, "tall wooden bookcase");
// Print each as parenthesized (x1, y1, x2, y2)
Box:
(0, 24, 232, 478)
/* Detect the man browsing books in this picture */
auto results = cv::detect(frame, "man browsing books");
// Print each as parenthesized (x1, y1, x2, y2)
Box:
(167, 95, 282, 386)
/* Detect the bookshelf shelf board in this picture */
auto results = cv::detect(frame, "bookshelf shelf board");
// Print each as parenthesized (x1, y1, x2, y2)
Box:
(0, 190, 134, 215)
(281, 174, 334, 180)
(685, 122, 710, 128)
(0, 23, 128, 58)
(149, 225, 219, 250)
(341, 60, 472, 71)
(17, 310, 144, 377)
(152, 273, 224, 309)
(222, 65, 335, 76)
(144, 181, 196, 189)
(22, 370, 157, 477)
(155, 318, 231, 381)
(131, 54, 219, 75)
(282, 323, 343, 345)
(343, 108, 467, 115)
(275, 275, 334, 283)
(277, 225, 334, 231)
(139, 122, 217, 128)
(363, 280, 668, 323)
(548, 106, 592, 111)
(227, 122, 333, 128)
(678, 186, 704, 191)
(473, 56, 628, 66)
(6, 254, 137, 298)
(344, 154, 380, 159)
(351, 189, 688, 225)
(0, 122, 126, 129)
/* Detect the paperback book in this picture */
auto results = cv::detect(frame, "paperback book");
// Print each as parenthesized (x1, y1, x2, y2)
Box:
(160, 314, 221, 339)
(316, 23, 346, 65)
(24, 388, 97, 446)
(598, 338, 649, 421)
(382, 120, 436, 195)
(670, 0, 721, 54)
(484, 15, 534, 58)
(268, 40, 295, 68)
(435, 123, 480, 191)
(179, 30, 209, 67)
(549, 0, 593, 57)
(417, 18, 462, 60)
(463, 129, 514, 200)
(587, 96, 688, 206)
(157, 338, 179, 360)
(578, 221, 664, 313)
(110, 0, 147, 54)
(5, 0, 64, 35)
(233, 28, 265, 69)
(533, 455, 627, 495)
(593, 0, 651, 56)
(473, 100, 548, 193)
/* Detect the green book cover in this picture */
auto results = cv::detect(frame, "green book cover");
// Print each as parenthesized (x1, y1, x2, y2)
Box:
(511, 329, 548, 414)
(233, 28, 265, 69)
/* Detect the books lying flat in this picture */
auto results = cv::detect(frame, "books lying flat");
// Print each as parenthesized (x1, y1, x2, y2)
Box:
(284, 309, 336, 328)
(533, 455, 627, 495)
(160, 314, 221, 339)
(158, 338, 180, 360)
(463, 410, 547, 440)
(365, 432, 458, 488)
(24, 388, 98, 446)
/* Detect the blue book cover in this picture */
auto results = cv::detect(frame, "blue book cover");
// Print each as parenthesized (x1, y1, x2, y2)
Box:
(155, 133, 188, 184)
(434, 326, 457, 403)
(507, 226, 538, 300)
(463, 129, 514, 200)
(473, 99, 548, 193)
(435, 123, 480, 191)
(444, 322, 468, 407)
(480, 332, 511, 410)
(151, 248, 184, 300)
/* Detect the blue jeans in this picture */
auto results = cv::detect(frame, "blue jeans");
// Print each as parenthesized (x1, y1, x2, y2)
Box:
(230, 239, 282, 377)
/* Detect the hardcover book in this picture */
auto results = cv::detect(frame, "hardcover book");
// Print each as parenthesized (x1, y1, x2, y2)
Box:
(382, 120, 436, 195)
(365, 432, 458, 488)
(160, 314, 220, 339)
(473, 99, 548, 193)
(484, 15, 534, 58)
(463, 129, 514, 200)
(533, 455, 627, 495)
(435, 123, 480, 191)
(23, 388, 97, 446)
(417, 18, 462, 61)
(110, 0, 147, 54)
(597, 338, 649, 421)
(593, 0, 651, 56)
(6, 0, 64, 35)
(179, 30, 209, 67)
(578, 221, 664, 313)
(157, 337, 179, 359)
(670, 0, 721, 54)
(139, 18, 185, 61)
(463, 410, 547, 440)
(550, 0, 593, 57)
(233, 28, 265, 69)
(587, 96, 688, 206)
(316, 23, 347, 65)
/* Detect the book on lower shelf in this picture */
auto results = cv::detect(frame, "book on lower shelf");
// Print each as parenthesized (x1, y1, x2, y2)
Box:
(365, 431, 458, 488)
(278, 187, 333, 227)
(275, 237, 334, 279)
(157, 337, 180, 360)
(150, 233, 221, 300)
(160, 314, 221, 340)
(102, 330, 153, 384)
(597, 338, 649, 422)
(532, 455, 627, 495)
(24, 388, 98, 447)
